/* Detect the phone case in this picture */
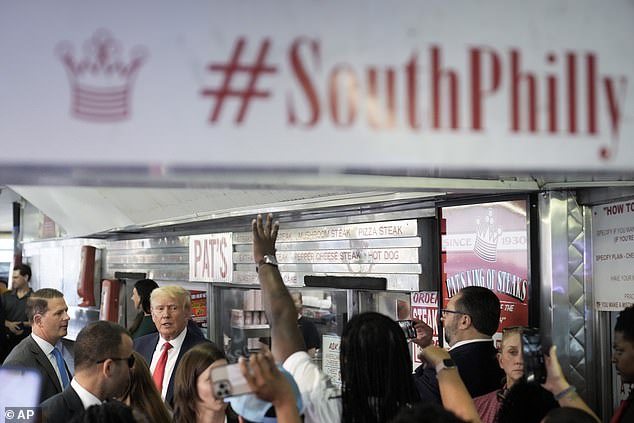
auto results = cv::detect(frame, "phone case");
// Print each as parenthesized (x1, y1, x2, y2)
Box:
(210, 363, 253, 399)
(397, 320, 417, 339)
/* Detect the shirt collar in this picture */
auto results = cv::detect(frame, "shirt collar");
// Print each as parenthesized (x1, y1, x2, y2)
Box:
(31, 332, 60, 355)
(71, 378, 102, 409)
(157, 325, 188, 351)
(8, 288, 32, 298)
(449, 338, 493, 351)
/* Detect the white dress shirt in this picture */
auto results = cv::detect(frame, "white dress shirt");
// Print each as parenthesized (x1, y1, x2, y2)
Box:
(70, 378, 101, 409)
(448, 338, 492, 351)
(149, 327, 188, 399)
(31, 333, 68, 389)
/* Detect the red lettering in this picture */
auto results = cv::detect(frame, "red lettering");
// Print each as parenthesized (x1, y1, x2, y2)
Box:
(567, 52, 577, 134)
(220, 238, 228, 278)
(194, 240, 202, 277)
(287, 37, 321, 127)
(510, 49, 538, 132)
(277, 39, 625, 143)
(469, 47, 501, 130)
(367, 67, 396, 129)
(329, 64, 358, 127)
(546, 53, 557, 133)
(202, 240, 210, 277)
(405, 54, 421, 129)
(431, 46, 459, 129)
(210, 238, 218, 275)
(587, 54, 597, 134)
(604, 76, 627, 139)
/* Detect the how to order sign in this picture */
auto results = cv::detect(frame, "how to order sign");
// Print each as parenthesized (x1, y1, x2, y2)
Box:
(592, 200, 634, 311)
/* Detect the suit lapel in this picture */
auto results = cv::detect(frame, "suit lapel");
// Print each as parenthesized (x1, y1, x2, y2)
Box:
(166, 328, 203, 404)
(63, 387, 84, 413)
(28, 338, 62, 393)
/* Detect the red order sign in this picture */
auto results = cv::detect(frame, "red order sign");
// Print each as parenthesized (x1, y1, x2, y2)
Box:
(409, 291, 441, 371)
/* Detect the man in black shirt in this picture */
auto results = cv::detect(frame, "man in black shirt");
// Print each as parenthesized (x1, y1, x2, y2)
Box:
(2, 264, 33, 361)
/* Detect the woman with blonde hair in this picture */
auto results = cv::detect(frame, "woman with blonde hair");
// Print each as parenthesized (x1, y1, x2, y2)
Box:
(118, 351, 171, 423)
(473, 326, 525, 423)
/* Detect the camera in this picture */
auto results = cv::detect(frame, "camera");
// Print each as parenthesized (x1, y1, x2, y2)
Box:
(520, 328, 546, 384)
(397, 320, 417, 339)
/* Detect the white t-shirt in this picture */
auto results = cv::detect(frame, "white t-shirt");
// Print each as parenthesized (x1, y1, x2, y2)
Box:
(283, 351, 341, 423)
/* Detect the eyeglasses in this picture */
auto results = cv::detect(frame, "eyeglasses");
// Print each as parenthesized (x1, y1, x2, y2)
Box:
(96, 355, 135, 368)
(440, 308, 468, 317)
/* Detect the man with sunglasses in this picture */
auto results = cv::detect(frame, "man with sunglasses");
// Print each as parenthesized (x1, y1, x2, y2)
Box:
(414, 286, 504, 403)
(40, 320, 133, 423)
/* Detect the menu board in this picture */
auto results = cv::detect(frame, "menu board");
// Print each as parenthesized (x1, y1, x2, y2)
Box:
(592, 200, 634, 311)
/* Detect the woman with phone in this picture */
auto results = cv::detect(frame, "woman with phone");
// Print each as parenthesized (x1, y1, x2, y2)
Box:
(173, 343, 229, 423)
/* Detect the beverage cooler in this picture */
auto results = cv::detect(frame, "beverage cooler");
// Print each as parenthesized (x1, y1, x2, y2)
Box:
(213, 285, 349, 360)
(212, 282, 420, 384)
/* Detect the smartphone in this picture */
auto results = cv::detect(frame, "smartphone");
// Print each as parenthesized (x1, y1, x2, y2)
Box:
(0, 366, 42, 423)
(210, 363, 253, 399)
(397, 320, 417, 339)
(520, 328, 547, 384)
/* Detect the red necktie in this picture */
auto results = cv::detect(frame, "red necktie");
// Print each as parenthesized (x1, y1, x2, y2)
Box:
(610, 399, 631, 423)
(152, 342, 173, 393)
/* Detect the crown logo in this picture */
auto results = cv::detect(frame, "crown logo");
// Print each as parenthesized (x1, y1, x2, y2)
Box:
(56, 29, 148, 122)
(473, 208, 502, 262)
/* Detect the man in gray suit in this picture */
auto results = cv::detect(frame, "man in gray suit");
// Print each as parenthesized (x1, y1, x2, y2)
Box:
(40, 321, 133, 423)
(3, 288, 71, 403)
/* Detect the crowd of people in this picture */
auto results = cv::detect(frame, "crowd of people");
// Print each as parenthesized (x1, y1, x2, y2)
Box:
(0, 215, 632, 423)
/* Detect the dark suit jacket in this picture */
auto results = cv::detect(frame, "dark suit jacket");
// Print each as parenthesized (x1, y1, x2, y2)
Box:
(3, 335, 69, 403)
(39, 385, 83, 423)
(414, 340, 504, 403)
(134, 327, 208, 405)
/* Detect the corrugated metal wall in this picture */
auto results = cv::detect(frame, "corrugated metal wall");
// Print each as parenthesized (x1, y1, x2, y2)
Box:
(538, 191, 596, 409)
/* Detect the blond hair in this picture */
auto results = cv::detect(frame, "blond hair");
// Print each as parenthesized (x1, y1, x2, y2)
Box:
(150, 285, 191, 312)
(500, 326, 523, 350)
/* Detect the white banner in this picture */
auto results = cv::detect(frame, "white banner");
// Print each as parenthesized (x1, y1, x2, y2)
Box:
(1, 1, 633, 170)
(592, 200, 634, 311)
(189, 233, 233, 282)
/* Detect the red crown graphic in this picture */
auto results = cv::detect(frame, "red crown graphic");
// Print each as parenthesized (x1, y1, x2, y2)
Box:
(56, 29, 148, 122)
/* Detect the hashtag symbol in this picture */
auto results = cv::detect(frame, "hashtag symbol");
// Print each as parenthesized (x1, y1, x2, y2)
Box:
(201, 37, 277, 123)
